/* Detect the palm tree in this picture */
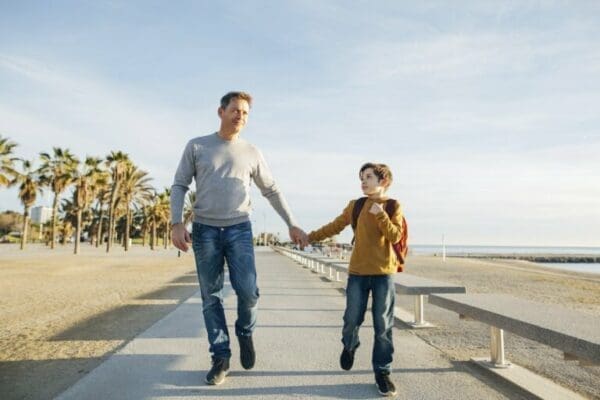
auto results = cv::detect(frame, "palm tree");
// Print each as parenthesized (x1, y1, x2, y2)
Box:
(104, 151, 130, 252)
(147, 195, 160, 251)
(159, 188, 171, 249)
(147, 190, 170, 250)
(59, 196, 77, 240)
(58, 219, 74, 246)
(0, 135, 18, 187)
(183, 190, 196, 226)
(138, 204, 151, 247)
(72, 157, 105, 254)
(93, 184, 110, 247)
(39, 147, 78, 249)
(120, 163, 153, 251)
(11, 159, 41, 250)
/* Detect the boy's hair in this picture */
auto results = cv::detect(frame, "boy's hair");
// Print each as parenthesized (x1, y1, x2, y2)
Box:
(359, 162, 393, 187)
(220, 91, 253, 109)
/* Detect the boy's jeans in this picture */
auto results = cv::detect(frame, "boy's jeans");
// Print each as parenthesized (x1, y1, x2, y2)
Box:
(342, 274, 395, 373)
(192, 221, 259, 360)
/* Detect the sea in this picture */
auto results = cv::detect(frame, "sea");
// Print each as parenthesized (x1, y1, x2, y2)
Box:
(410, 245, 600, 274)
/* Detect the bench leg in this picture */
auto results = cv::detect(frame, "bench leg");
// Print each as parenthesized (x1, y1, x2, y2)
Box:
(408, 295, 433, 328)
(490, 327, 510, 368)
(415, 295, 425, 325)
(336, 271, 341, 282)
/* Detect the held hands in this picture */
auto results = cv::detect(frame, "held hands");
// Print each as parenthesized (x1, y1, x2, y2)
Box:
(289, 226, 309, 249)
(369, 202, 384, 215)
(172, 223, 192, 252)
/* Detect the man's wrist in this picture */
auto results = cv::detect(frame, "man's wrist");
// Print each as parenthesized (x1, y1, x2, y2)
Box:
(171, 222, 184, 228)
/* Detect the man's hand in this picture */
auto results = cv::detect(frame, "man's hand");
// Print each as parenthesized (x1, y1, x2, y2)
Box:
(289, 226, 309, 249)
(172, 223, 192, 252)
(369, 202, 384, 215)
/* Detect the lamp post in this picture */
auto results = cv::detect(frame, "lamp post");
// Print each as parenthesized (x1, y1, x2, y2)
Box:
(442, 234, 446, 262)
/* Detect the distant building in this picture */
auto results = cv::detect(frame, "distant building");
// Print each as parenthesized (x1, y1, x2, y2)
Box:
(30, 206, 52, 224)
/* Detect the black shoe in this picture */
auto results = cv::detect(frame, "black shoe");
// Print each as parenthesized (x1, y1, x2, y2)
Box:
(238, 335, 255, 370)
(340, 343, 359, 370)
(375, 372, 397, 396)
(205, 357, 229, 385)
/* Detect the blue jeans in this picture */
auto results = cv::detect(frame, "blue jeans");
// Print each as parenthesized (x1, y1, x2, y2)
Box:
(342, 274, 395, 373)
(192, 221, 259, 359)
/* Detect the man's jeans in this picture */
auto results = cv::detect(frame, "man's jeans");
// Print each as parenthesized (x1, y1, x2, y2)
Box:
(192, 221, 259, 360)
(342, 274, 395, 373)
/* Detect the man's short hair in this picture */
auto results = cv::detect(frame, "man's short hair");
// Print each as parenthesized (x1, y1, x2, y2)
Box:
(220, 91, 253, 109)
(360, 162, 393, 186)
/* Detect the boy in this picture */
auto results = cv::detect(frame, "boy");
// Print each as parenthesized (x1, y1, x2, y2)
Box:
(307, 162, 403, 397)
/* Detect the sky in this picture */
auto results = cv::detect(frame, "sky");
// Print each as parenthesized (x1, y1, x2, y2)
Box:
(1, 1, 599, 247)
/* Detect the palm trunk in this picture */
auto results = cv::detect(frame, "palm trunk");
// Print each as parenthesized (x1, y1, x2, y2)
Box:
(96, 200, 105, 248)
(106, 208, 113, 252)
(106, 190, 117, 253)
(163, 224, 170, 249)
(20, 207, 29, 250)
(151, 220, 156, 250)
(74, 209, 82, 254)
(124, 198, 131, 251)
(142, 225, 147, 247)
(50, 193, 58, 249)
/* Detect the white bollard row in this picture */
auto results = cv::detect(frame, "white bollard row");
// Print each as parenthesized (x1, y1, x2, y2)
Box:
(275, 246, 344, 282)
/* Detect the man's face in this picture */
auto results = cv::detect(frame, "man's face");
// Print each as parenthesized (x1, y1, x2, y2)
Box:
(360, 168, 386, 196)
(219, 98, 250, 134)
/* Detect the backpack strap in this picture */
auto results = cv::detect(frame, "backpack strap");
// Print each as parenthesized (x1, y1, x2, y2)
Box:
(351, 197, 368, 230)
(384, 199, 397, 219)
(350, 197, 368, 244)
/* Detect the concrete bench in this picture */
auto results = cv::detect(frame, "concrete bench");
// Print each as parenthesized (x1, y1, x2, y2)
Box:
(429, 293, 600, 366)
(394, 274, 465, 328)
(429, 293, 599, 399)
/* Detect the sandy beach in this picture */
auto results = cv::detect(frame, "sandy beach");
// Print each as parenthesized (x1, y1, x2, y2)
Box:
(0, 243, 198, 400)
(1, 246, 599, 399)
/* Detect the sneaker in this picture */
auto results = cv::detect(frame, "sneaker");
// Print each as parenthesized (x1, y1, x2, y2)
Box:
(375, 372, 397, 396)
(238, 335, 255, 370)
(205, 357, 229, 385)
(340, 343, 359, 370)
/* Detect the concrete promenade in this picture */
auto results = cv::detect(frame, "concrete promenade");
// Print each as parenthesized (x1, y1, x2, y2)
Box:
(56, 248, 529, 399)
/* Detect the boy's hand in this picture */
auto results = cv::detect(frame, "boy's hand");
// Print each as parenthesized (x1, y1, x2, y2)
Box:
(369, 203, 384, 215)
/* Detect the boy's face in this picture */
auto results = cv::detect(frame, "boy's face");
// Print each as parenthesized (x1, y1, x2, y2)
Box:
(360, 168, 387, 196)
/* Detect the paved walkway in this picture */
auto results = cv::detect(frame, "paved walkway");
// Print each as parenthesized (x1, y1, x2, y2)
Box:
(56, 248, 529, 399)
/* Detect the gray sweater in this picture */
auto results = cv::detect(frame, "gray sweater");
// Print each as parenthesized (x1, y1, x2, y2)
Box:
(170, 132, 298, 228)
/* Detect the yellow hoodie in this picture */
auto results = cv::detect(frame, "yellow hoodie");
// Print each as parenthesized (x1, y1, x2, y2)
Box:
(308, 198, 403, 275)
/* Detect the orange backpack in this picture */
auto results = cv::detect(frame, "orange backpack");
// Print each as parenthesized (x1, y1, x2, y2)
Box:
(351, 197, 408, 272)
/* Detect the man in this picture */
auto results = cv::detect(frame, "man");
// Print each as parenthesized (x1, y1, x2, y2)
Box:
(171, 91, 308, 385)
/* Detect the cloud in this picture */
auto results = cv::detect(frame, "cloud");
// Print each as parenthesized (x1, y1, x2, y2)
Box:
(0, 54, 202, 193)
